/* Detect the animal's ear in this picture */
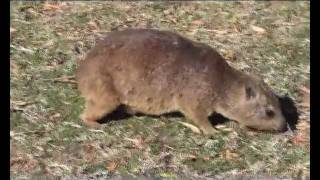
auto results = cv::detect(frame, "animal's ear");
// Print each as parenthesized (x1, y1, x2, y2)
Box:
(245, 85, 256, 100)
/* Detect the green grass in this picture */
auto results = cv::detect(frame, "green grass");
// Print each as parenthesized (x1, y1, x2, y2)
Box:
(10, 1, 309, 179)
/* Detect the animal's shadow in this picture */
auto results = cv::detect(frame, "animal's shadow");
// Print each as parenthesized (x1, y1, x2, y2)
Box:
(98, 95, 299, 131)
(97, 105, 184, 124)
(97, 105, 231, 126)
(278, 95, 299, 130)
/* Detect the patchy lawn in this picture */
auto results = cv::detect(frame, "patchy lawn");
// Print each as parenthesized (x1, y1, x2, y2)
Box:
(10, 2, 309, 179)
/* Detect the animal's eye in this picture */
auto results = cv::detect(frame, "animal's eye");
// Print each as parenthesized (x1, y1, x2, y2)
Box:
(245, 86, 256, 100)
(266, 109, 275, 118)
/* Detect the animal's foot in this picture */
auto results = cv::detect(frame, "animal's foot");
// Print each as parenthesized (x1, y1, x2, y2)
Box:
(83, 119, 101, 128)
(80, 114, 101, 128)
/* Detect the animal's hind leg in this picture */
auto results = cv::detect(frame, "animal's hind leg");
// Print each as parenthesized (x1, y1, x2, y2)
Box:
(79, 78, 120, 128)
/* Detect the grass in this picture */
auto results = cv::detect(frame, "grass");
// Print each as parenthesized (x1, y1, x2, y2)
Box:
(10, 1, 309, 179)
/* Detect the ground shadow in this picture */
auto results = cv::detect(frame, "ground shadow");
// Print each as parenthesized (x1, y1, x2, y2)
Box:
(97, 105, 133, 124)
(208, 113, 231, 126)
(98, 104, 184, 124)
(278, 94, 299, 130)
(97, 104, 227, 125)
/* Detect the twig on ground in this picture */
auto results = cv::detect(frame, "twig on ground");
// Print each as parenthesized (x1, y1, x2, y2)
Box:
(176, 121, 201, 134)
(42, 76, 77, 84)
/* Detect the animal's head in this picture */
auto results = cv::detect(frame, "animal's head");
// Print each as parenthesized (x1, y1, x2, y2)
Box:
(219, 74, 287, 132)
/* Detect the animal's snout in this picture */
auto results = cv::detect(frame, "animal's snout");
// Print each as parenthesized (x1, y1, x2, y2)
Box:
(278, 122, 288, 132)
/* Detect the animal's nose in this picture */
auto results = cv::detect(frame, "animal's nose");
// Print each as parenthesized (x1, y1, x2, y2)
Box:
(279, 123, 288, 132)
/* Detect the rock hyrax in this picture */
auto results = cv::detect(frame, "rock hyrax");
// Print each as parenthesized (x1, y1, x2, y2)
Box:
(77, 29, 287, 134)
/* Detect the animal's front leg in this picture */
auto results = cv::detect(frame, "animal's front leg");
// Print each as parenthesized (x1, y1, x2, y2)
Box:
(181, 106, 218, 135)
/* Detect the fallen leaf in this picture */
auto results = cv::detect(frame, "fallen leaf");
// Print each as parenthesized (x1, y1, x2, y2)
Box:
(106, 161, 117, 172)
(55, 32, 63, 36)
(298, 85, 310, 108)
(225, 149, 239, 160)
(215, 124, 227, 129)
(163, 9, 171, 15)
(299, 85, 310, 94)
(50, 113, 61, 121)
(233, 24, 241, 33)
(290, 134, 308, 145)
(11, 100, 33, 107)
(186, 29, 197, 36)
(11, 45, 34, 54)
(64, 122, 82, 128)
(167, 15, 177, 24)
(125, 17, 135, 23)
(177, 121, 201, 134)
(10, 27, 17, 34)
(88, 21, 99, 30)
(14, 101, 27, 106)
(203, 156, 210, 161)
(10, 62, 19, 75)
(191, 19, 205, 25)
(296, 121, 310, 132)
(24, 8, 38, 21)
(159, 172, 175, 178)
(124, 136, 145, 149)
(48, 162, 71, 171)
(41, 40, 55, 49)
(211, 29, 228, 35)
(52, 76, 77, 84)
(250, 25, 266, 34)
(271, 20, 295, 26)
(221, 128, 234, 132)
(88, 129, 106, 134)
(299, 97, 310, 108)
(163, 144, 175, 150)
(43, 2, 63, 11)
(185, 154, 197, 161)
(10, 157, 38, 173)
(224, 50, 237, 61)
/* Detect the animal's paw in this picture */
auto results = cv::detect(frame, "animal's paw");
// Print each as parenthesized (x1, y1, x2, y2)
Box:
(82, 119, 101, 128)
(80, 114, 101, 128)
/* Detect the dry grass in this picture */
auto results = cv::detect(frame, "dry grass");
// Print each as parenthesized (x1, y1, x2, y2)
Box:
(10, 2, 309, 179)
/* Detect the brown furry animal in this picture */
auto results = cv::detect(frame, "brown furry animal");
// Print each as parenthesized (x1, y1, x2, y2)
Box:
(77, 29, 287, 134)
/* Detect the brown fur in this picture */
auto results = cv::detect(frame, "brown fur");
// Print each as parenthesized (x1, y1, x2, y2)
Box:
(77, 29, 287, 134)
